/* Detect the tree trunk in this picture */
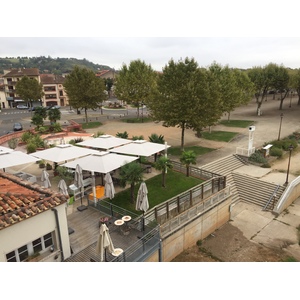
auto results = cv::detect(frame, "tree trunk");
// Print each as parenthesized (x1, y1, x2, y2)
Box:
(84, 108, 88, 123)
(186, 166, 190, 177)
(180, 124, 185, 152)
(256, 100, 263, 116)
(162, 170, 166, 187)
(227, 111, 231, 121)
(130, 183, 135, 203)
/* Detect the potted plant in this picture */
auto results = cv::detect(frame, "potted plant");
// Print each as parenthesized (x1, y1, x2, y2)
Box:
(46, 163, 52, 170)
(39, 160, 46, 168)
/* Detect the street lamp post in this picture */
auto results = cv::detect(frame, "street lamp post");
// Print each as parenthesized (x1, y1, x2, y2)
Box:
(285, 144, 294, 185)
(277, 113, 284, 141)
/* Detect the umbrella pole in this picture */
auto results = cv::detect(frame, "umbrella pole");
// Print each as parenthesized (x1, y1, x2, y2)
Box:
(142, 211, 145, 232)
(77, 186, 88, 212)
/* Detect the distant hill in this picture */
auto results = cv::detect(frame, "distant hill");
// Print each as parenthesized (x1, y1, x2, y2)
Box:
(0, 56, 113, 75)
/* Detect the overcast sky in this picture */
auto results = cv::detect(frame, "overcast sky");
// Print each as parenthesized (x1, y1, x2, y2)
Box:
(1, 1, 300, 71)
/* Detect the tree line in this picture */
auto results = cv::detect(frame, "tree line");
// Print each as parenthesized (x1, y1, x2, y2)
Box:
(0, 56, 111, 75)
(15, 57, 300, 151)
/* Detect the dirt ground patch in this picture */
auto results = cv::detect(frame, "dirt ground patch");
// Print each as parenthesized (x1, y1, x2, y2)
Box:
(171, 222, 292, 262)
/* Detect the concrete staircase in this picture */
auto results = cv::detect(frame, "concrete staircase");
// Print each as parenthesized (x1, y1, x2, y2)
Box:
(232, 172, 285, 210)
(200, 154, 247, 204)
(200, 154, 285, 210)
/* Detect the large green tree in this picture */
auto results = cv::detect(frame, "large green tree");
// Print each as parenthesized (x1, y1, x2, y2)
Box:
(63, 66, 107, 123)
(209, 63, 254, 121)
(48, 108, 61, 124)
(148, 58, 222, 150)
(15, 76, 44, 107)
(289, 68, 300, 105)
(247, 63, 289, 115)
(114, 59, 157, 119)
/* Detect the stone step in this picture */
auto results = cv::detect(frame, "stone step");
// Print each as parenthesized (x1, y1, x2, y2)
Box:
(232, 173, 285, 209)
(201, 155, 246, 176)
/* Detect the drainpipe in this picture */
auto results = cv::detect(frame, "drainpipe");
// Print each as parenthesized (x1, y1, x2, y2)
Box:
(51, 208, 64, 262)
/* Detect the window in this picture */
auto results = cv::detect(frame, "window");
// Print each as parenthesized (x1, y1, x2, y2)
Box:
(18, 245, 29, 261)
(6, 232, 54, 262)
(33, 238, 43, 253)
(44, 233, 53, 248)
(6, 250, 17, 262)
(45, 94, 57, 99)
(44, 86, 56, 92)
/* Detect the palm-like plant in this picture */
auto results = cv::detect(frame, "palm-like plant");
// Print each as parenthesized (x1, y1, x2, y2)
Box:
(154, 156, 173, 187)
(148, 133, 165, 144)
(180, 150, 197, 177)
(119, 162, 144, 203)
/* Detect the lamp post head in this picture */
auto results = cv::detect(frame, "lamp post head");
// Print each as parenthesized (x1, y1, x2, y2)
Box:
(289, 144, 293, 152)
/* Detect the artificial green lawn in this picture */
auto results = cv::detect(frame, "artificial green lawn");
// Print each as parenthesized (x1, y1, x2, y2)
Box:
(218, 120, 254, 128)
(201, 131, 238, 142)
(108, 169, 203, 214)
(81, 121, 103, 129)
(168, 145, 215, 156)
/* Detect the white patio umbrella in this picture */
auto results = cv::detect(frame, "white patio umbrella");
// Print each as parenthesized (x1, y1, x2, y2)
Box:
(58, 179, 68, 196)
(96, 223, 115, 262)
(136, 181, 149, 231)
(76, 134, 132, 151)
(30, 144, 99, 163)
(0, 150, 39, 170)
(41, 170, 51, 188)
(104, 172, 115, 200)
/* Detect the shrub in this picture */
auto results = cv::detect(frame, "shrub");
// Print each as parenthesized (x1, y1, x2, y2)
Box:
(249, 152, 268, 164)
(270, 147, 283, 157)
(26, 143, 37, 154)
(21, 131, 34, 143)
(116, 131, 129, 139)
(38, 126, 47, 134)
(29, 135, 45, 148)
(8, 138, 19, 150)
(52, 122, 62, 132)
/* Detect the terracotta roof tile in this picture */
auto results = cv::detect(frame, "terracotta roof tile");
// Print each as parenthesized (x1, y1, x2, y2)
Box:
(40, 74, 65, 84)
(0, 172, 68, 230)
(3, 68, 39, 77)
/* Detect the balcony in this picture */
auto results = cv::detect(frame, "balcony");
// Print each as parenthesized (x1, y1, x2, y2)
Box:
(65, 199, 161, 262)
(6, 97, 14, 101)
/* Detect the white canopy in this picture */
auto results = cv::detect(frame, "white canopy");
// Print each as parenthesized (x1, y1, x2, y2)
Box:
(0, 146, 14, 153)
(30, 144, 99, 163)
(76, 134, 132, 150)
(0, 150, 39, 169)
(109, 140, 170, 157)
(61, 152, 139, 174)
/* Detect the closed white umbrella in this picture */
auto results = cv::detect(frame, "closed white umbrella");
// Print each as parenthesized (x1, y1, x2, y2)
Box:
(74, 164, 86, 211)
(96, 223, 115, 262)
(58, 179, 68, 196)
(104, 172, 115, 200)
(41, 170, 51, 188)
(136, 181, 149, 231)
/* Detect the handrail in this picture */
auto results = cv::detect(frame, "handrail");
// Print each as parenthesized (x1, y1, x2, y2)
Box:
(262, 184, 280, 211)
(274, 176, 300, 214)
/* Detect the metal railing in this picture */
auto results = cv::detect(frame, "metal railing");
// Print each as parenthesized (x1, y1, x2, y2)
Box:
(160, 186, 231, 238)
(143, 176, 226, 226)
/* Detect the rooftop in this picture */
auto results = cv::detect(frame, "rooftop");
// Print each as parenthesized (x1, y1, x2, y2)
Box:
(0, 171, 68, 230)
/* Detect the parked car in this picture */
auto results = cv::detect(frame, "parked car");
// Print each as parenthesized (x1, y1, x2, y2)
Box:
(47, 105, 61, 110)
(13, 122, 23, 131)
(28, 107, 36, 111)
(16, 105, 28, 109)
